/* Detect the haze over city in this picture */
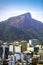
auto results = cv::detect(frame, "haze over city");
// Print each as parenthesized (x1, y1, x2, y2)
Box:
(0, 0, 43, 22)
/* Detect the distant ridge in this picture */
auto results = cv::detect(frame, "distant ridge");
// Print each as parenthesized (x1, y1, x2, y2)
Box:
(0, 12, 43, 43)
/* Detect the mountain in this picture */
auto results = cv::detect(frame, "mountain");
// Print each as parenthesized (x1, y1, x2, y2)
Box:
(0, 13, 43, 42)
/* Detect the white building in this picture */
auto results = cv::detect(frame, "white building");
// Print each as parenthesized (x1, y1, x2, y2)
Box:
(14, 45, 21, 53)
(9, 45, 13, 53)
(27, 43, 34, 52)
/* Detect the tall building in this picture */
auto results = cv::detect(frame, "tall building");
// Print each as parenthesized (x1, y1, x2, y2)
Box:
(2, 42, 9, 59)
(0, 46, 3, 59)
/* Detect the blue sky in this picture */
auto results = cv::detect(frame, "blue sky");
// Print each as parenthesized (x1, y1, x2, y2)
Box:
(0, 0, 43, 22)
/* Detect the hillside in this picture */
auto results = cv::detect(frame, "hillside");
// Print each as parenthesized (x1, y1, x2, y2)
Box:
(0, 13, 43, 42)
